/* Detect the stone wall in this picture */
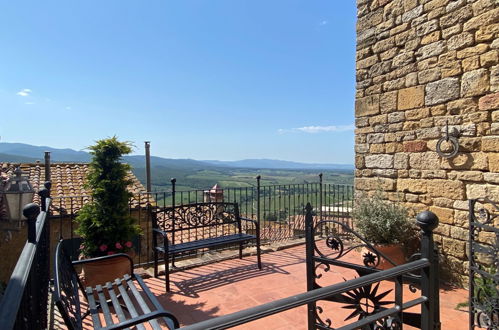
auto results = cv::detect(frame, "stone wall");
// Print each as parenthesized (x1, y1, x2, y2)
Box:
(355, 0, 498, 284)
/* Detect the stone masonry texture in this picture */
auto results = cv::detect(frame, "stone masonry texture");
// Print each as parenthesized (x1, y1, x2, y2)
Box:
(355, 0, 498, 285)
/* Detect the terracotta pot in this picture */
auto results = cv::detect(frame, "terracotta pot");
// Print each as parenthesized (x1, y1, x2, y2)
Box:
(362, 244, 405, 270)
(80, 251, 134, 288)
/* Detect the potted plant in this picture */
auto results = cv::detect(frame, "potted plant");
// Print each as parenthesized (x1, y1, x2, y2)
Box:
(75, 137, 141, 286)
(352, 191, 415, 269)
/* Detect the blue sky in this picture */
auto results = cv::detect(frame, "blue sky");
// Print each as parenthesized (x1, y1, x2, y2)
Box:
(0, 1, 356, 164)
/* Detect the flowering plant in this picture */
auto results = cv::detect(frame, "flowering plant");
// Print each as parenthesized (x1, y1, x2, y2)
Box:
(76, 137, 141, 257)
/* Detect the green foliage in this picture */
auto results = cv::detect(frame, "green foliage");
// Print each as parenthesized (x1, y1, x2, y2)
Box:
(76, 137, 141, 257)
(353, 191, 414, 245)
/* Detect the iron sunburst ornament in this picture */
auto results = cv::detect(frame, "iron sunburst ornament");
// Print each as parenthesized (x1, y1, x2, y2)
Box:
(363, 251, 378, 267)
(341, 282, 393, 322)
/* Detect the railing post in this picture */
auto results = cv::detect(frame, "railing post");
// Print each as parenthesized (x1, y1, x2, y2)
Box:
(256, 176, 261, 228)
(416, 210, 440, 330)
(305, 203, 316, 330)
(171, 178, 176, 267)
(145, 141, 152, 193)
(23, 203, 40, 243)
(319, 173, 323, 222)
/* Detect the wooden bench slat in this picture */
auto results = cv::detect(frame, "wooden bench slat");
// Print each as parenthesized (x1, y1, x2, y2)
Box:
(124, 275, 162, 330)
(104, 281, 127, 324)
(96, 284, 115, 327)
(85, 286, 103, 329)
(114, 278, 147, 330)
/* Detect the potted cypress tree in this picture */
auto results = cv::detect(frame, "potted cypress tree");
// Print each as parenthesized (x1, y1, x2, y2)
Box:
(353, 191, 415, 269)
(76, 137, 141, 286)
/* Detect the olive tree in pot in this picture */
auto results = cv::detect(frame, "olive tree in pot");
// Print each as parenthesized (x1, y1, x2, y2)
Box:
(75, 137, 141, 287)
(353, 191, 415, 270)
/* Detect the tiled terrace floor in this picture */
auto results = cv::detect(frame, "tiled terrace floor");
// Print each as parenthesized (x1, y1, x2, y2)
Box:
(135, 243, 469, 329)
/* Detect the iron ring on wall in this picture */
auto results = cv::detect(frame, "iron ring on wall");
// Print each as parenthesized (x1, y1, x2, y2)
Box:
(436, 135, 459, 158)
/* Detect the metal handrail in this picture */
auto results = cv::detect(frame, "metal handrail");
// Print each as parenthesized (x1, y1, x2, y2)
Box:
(0, 197, 51, 329)
(181, 258, 430, 330)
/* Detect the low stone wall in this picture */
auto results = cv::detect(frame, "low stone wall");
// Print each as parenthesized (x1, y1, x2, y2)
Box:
(355, 0, 498, 284)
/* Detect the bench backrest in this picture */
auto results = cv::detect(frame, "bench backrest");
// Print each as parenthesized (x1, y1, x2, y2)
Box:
(53, 241, 83, 330)
(152, 202, 242, 244)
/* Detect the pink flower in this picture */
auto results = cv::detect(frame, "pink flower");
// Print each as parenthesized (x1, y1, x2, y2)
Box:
(79, 244, 85, 250)
(107, 251, 115, 255)
(99, 244, 108, 252)
(115, 242, 123, 249)
(125, 241, 133, 248)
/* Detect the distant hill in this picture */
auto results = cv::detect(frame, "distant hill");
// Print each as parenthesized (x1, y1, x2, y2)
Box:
(0, 142, 353, 171)
(203, 159, 354, 170)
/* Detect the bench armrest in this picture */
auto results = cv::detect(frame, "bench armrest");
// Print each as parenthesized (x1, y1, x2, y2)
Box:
(153, 227, 168, 237)
(104, 310, 179, 329)
(240, 217, 258, 227)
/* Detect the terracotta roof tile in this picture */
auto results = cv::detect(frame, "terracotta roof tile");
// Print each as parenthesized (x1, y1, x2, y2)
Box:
(0, 162, 150, 218)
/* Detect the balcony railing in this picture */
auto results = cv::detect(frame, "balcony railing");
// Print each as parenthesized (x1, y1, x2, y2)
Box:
(0, 183, 51, 329)
(50, 176, 354, 267)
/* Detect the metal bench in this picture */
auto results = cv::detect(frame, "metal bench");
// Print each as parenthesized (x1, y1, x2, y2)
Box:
(53, 241, 179, 330)
(152, 202, 262, 291)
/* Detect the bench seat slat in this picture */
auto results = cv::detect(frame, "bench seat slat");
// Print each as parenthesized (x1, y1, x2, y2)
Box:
(157, 233, 256, 254)
(114, 278, 147, 330)
(124, 274, 162, 330)
(104, 281, 127, 324)
(96, 284, 115, 327)
(85, 286, 103, 329)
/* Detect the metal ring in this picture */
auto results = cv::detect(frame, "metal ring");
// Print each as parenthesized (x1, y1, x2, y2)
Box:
(436, 135, 459, 158)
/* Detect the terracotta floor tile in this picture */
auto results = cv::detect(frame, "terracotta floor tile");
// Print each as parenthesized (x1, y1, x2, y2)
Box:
(79, 243, 469, 329)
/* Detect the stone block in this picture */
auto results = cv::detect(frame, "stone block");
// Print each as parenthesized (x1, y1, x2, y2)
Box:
(466, 183, 488, 199)
(398, 86, 425, 110)
(447, 32, 474, 51)
(489, 153, 499, 172)
(416, 127, 441, 139)
(462, 56, 480, 72)
(394, 153, 409, 169)
(427, 179, 466, 199)
(409, 169, 421, 179)
(416, 19, 439, 36)
(425, 78, 460, 105)
(491, 65, 499, 92)
(461, 68, 489, 97)
(450, 226, 468, 241)
(415, 40, 445, 60)
(355, 94, 380, 117)
(355, 144, 369, 154)
(480, 50, 498, 68)
(482, 136, 499, 152)
(367, 133, 385, 143)
(409, 152, 440, 169)
(478, 92, 499, 110)
(370, 144, 385, 153)
(421, 170, 447, 179)
(463, 7, 499, 31)
(380, 91, 398, 113)
(397, 178, 427, 193)
(418, 68, 441, 84)
(421, 31, 441, 45)
(440, 4, 473, 28)
(457, 44, 489, 59)
(447, 97, 478, 114)
(447, 170, 484, 181)
(365, 154, 394, 168)
(484, 173, 499, 184)
(373, 169, 397, 178)
(387, 111, 405, 123)
(392, 51, 414, 68)
(475, 23, 499, 42)
(406, 108, 430, 120)
(442, 25, 462, 39)
(357, 55, 379, 69)
(430, 206, 454, 225)
(405, 72, 418, 87)
(441, 152, 489, 171)
(402, 5, 423, 22)
(355, 177, 395, 191)
(403, 140, 427, 152)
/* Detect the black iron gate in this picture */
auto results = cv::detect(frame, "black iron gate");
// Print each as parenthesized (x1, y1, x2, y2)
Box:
(469, 198, 499, 330)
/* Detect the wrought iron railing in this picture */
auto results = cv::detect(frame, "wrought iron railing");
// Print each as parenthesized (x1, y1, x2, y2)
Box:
(469, 198, 498, 330)
(180, 203, 441, 330)
(0, 182, 51, 329)
(50, 177, 354, 266)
